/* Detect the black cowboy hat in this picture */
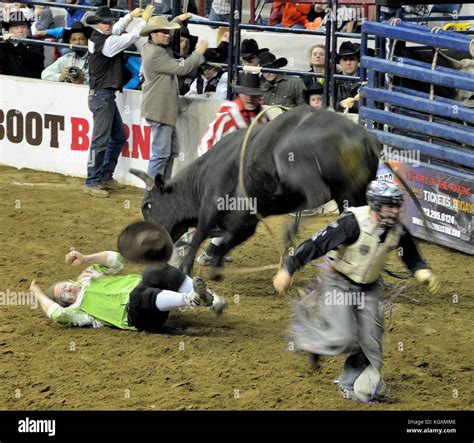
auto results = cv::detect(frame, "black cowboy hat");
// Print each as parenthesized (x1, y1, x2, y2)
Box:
(303, 82, 324, 103)
(85, 6, 118, 25)
(258, 51, 288, 69)
(180, 27, 198, 49)
(336, 41, 360, 62)
(117, 221, 174, 264)
(230, 72, 267, 96)
(201, 47, 227, 67)
(63, 22, 93, 43)
(2, 10, 33, 31)
(240, 39, 269, 59)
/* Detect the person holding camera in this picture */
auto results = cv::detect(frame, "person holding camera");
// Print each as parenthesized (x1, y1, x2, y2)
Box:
(41, 22, 91, 84)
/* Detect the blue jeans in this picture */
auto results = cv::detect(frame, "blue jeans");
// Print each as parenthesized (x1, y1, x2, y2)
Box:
(86, 89, 127, 187)
(146, 120, 179, 179)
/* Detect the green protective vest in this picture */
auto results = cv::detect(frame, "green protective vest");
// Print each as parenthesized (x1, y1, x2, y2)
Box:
(79, 274, 142, 329)
(327, 206, 402, 284)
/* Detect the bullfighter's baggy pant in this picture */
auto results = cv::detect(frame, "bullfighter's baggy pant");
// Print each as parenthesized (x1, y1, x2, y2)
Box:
(86, 89, 127, 187)
(292, 266, 384, 390)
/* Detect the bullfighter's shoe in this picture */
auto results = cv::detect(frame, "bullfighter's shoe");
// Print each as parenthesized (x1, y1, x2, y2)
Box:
(210, 293, 227, 315)
(192, 277, 227, 315)
(192, 277, 215, 307)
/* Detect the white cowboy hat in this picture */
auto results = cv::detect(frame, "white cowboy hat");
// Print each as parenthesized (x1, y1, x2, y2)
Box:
(140, 16, 180, 37)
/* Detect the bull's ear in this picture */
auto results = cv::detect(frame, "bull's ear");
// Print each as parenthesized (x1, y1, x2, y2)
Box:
(155, 174, 166, 192)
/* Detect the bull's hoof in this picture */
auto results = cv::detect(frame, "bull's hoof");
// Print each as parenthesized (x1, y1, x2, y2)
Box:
(209, 268, 223, 281)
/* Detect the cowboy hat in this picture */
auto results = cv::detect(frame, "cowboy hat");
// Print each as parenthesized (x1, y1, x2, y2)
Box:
(201, 47, 227, 67)
(63, 22, 93, 43)
(117, 221, 174, 264)
(179, 26, 198, 49)
(303, 82, 324, 103)
(336, 41, 360, 62)
(85, 6, 118, 25)
(230, 72, 267, 96)
(240, 39, 269, 59)
(140, 16, 180, 37)
(258, 51, 288, 69)
(2, 10, 33, 31)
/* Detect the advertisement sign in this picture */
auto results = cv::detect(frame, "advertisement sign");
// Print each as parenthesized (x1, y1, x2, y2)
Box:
(377, 160, 474, 254)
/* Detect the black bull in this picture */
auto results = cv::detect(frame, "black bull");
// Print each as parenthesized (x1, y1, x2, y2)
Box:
(131, 107, 381, 276)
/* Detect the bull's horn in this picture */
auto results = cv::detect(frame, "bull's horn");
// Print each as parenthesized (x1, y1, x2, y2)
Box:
(130, 168, 154, 191)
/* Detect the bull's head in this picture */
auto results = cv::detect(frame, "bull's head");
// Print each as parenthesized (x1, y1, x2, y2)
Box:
(129, 169, 194, 243)
(130, 169, 173, 233)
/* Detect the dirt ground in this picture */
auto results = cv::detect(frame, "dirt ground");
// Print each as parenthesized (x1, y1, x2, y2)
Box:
(0, 164, 472, 411)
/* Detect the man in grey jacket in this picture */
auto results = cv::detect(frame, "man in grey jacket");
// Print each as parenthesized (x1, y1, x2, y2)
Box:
(140, 14, 208, 179)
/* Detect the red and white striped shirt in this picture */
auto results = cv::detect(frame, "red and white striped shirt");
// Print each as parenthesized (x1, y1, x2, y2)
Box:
(197, 98, 267, 157)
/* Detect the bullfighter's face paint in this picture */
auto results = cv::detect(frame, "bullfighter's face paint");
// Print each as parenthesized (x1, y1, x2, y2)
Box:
(54, 282, 81, 306)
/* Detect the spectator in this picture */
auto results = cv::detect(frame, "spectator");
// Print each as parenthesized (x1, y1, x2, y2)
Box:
(335, 41, 360, 114)
(41, 22, 91, 84)
(259, 51, 306, 108)
(140, 14, 207, 180)
(84, 5, 154, 198)
(302, 44, 325, 88)
(186, 48, 228, 100)
(31, 5, 54, 34)
(208, 0, 231, 23)
(269, 2, 311, 29)
(240, 38, 268, 67)
(0, 11, 44, 78)
(64, 0, 88, 27)
(196, 72, 268, 265)
(176, 27, 199, 95)
(35, 0, 88, 54)
(303, 83, 324, 110)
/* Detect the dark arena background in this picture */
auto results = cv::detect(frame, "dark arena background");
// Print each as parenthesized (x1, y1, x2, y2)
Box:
(0, 0, 473, 438)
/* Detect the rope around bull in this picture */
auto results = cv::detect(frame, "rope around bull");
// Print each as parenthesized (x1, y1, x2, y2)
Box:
(214, 105, 290, 276)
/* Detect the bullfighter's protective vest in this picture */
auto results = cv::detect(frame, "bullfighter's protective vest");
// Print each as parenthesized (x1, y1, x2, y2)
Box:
(327, 206, 402, 284)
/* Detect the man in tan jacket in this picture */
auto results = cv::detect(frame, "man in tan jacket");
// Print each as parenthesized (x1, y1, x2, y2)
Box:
(140, 14, 208, 179)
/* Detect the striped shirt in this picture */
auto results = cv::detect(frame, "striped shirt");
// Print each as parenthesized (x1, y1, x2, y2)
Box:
(197, 98, 266, 156)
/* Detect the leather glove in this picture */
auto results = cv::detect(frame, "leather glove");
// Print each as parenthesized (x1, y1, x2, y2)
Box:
(129, 8, 143, 18)
(142, 5, 155, 22)
(415, 269, 441, 295)
(177, 13, 192, 22)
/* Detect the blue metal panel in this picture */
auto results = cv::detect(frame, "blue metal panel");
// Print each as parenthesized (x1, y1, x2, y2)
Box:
(361, 87, 474, 124)
(393, 56, 474, 81)
(362, 21, 473, 53)
(361, 107, 474, 146)
(361, 57, 474, 92)
(370, 130, 474, 167)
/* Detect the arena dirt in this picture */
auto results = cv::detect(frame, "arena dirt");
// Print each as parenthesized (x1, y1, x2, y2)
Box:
(0, 165, 472, 411)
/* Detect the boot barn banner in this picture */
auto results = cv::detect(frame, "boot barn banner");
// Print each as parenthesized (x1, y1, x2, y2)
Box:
(377, 161, 474, 255)
(0, 75, 223, 188)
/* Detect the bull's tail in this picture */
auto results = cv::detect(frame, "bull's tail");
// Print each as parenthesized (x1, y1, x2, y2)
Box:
(365, 139, 436, 239)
